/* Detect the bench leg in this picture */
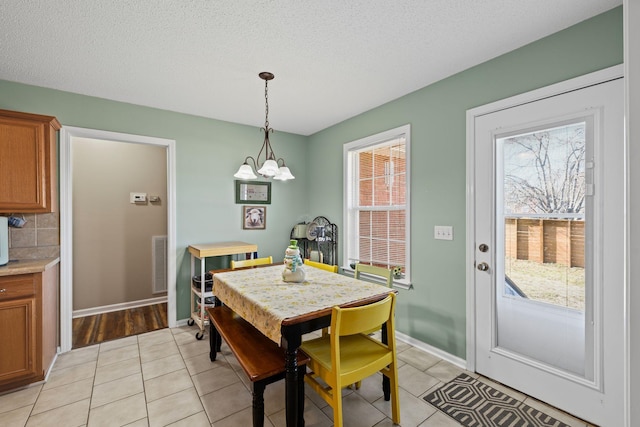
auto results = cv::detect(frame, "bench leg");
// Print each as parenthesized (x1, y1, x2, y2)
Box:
(252, 381, 266, 427)
(209, 320, 221, 361)
(214, 297, 222, 352)
(209, 300, 223, 361)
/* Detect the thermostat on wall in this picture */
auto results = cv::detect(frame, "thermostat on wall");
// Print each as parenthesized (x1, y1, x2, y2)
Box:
(130, 192, 147, 203)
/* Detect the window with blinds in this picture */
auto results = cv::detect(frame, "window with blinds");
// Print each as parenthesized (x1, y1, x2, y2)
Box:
(344, 124, 410, 284)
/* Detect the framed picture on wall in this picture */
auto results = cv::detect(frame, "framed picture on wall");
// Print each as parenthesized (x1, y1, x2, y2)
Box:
(235, 180, 271, 204)
(243, 206, 266, 230)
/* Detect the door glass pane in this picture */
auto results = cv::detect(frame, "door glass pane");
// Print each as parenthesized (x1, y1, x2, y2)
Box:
(496, 120, 592, 379)
(502, 123, 586, 310)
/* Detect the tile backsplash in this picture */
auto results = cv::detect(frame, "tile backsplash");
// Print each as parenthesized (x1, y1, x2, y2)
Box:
(6, 212, 60, 260)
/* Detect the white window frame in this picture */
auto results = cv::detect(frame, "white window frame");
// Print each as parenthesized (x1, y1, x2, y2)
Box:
(343, 124, 411, 289)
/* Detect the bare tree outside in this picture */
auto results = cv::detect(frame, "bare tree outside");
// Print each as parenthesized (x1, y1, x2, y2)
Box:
(501, 122, 586, 311)
(503, 122, 586, 216)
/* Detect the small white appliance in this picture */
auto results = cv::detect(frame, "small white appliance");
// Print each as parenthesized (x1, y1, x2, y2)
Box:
(0, 216, 8, 266)
(292, 223, 307, 239)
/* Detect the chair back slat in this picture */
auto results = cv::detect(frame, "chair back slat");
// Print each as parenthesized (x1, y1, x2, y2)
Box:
(303, 259, 339, 273)
(332, 293, 394, 336)
(354, 264, 393, 287)
(230, 256, 273, 269)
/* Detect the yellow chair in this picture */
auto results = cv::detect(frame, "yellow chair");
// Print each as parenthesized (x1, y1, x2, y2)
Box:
(303, 258, 339, 273)
(301, 293, 400, 427)
(354, 263, 393, 287)
(352, 263, 395, 388)
(230, 256, 273, 269)
(303, 259, 338, 337)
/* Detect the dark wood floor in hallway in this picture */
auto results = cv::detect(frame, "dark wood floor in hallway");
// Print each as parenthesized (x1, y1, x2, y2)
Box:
(72, 302, 168, 349)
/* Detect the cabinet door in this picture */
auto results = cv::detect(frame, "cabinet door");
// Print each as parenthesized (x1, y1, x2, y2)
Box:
(0, 110, 59, 213)
(0, 297, 36, 383)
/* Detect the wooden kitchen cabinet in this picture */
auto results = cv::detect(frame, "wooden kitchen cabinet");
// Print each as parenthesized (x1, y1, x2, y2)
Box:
(0, 295, 37, 385)
(0, 263, 59, 392)
(0, 109, 61, 213)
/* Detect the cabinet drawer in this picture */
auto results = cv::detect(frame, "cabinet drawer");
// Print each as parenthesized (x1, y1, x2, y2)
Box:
(0, 276, 36, 300)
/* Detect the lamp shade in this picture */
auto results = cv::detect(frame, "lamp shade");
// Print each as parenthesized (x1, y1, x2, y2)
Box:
(273, 166, 295, 181)
(234, 164, 257, 179)
(257, 159, 279, 177)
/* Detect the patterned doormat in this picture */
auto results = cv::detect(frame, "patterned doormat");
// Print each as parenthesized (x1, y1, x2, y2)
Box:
(424, 374, 570, 427)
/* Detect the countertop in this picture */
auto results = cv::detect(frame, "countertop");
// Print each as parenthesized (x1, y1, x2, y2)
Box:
(0, 258, 60, 277)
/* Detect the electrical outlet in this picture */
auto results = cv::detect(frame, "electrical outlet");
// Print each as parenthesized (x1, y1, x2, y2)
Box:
(434, 225, 453, 240)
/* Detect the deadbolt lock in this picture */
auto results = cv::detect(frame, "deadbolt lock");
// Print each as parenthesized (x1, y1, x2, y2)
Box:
(479, 244, 489, 252)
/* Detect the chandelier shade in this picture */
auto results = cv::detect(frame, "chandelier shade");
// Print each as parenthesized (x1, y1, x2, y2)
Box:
(257, 159, 279, 177)
(273, 166, 295, 180)
(233, 163, 257, 180)
(233, 72, 294, 181)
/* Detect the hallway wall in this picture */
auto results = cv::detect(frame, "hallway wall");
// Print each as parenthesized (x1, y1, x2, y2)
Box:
(72, 137, 167, 310)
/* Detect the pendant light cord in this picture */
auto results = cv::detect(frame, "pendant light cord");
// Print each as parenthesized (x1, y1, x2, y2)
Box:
(264, 78, 269, 130)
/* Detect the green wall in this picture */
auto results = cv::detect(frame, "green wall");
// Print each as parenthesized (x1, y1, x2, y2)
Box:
(307, 6, 623, 358)
(0, 6, 622, 358)
(0, 82, 309, 320)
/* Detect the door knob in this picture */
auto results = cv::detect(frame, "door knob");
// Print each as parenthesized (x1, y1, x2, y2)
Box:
(477, 262, 489, 272)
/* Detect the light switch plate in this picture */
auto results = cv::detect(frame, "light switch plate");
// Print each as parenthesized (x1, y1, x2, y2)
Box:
(434, 225, 453, 240)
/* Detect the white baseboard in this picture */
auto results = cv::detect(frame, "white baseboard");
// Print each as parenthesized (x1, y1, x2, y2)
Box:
(45, 353, 59, 378)
(396, 330, 467, 370)
(72, 296, 168, 318)
(176, 318, 191, 327)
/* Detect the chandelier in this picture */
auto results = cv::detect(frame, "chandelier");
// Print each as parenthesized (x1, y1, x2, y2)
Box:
(233, 72, 295, 181)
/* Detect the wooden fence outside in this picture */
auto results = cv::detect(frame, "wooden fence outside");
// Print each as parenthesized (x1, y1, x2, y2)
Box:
(505, 218, 585, 268)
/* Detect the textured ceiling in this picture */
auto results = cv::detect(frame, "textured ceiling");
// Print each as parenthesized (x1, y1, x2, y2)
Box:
(0, 1, 621, 135)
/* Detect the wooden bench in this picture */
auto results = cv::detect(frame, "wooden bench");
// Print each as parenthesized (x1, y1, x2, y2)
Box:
(207, 305, 309, 427)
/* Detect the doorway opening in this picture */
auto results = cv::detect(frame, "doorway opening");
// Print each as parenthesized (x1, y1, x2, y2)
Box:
(59, 127, 177, 353)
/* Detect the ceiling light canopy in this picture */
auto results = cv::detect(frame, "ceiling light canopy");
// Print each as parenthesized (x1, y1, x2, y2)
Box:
(234, 72, 294, 181)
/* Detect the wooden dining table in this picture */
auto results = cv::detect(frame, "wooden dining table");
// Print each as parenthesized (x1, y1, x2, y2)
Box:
(209, 263, 395, 427)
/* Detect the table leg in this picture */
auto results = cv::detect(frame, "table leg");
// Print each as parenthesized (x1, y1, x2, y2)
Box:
(282, 329, 305, 427)
(297, 365, 306, 427)
(284, 347, 300, 427)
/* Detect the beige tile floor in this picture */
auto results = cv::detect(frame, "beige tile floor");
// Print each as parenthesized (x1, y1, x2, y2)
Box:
(0, 325, 592, 427)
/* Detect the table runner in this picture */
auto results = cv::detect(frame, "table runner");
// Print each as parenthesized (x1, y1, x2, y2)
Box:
(213, 264, 392, 344)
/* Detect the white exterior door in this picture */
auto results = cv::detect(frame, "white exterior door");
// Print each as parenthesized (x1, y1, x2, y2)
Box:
(468, 68, 624, 426)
